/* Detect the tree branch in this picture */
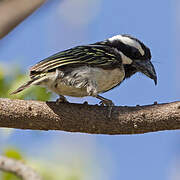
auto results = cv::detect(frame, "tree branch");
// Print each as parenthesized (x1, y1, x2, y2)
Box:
(0, 98, 179, 134)
(0, 155, 42, 180)
(0, 0, 46, 39)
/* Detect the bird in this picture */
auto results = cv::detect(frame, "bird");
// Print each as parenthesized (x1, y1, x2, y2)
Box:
(11, 34, 157, 116)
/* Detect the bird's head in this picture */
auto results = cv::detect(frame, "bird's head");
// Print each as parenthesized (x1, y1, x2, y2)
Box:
(106, 34, 157, 85)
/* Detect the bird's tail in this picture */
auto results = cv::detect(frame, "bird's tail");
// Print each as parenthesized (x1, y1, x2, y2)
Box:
(11, 77, 40, 95)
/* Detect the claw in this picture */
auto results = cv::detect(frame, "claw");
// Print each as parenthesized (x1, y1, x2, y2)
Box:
(99, 99, 114, 117)
(99, 101, 105, 106)
(99, 99, 114, 106)
(96, 95, 114, 118)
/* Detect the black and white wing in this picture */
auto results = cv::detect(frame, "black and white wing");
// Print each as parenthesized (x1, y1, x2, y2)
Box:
(30, 44, 122, 78)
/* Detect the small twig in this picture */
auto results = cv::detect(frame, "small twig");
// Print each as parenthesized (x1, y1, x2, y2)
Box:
(0, 155, 42, 180)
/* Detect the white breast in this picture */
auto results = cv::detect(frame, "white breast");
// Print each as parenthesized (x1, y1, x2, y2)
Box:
(40, 66, 125, 97)
(93, 67, 125, 92)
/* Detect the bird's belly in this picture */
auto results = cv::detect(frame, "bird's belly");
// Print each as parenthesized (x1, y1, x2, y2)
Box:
(50, 83, 88, 97)
(42, 66, 125, 97)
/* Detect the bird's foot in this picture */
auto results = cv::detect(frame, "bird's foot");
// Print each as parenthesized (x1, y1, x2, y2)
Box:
(56, 95, 69, 104)
(99, 99, 114, 118)
(99, 99, 114, 106)
(96, 95, 114, 118)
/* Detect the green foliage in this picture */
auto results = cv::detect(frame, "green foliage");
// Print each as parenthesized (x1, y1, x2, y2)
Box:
(0, 69, 10, 98)
(2, 172, 20, 180)
(0, 67, 52, 101)
(4, 148, 23, 160)
(1, 148, 23, 180)
(0, 148, 84, 180)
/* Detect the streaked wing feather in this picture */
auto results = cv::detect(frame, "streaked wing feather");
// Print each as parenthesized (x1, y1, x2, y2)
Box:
(30, 45, 121, 77)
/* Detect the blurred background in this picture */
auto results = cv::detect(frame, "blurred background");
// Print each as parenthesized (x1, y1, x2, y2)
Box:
(0, 0, 179, 179)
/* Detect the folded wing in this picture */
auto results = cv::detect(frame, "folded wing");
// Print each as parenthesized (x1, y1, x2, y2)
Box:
(30, 44, 121, 78)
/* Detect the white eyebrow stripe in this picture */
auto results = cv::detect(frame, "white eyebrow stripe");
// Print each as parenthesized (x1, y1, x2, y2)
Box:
(109, 35, 145, 56)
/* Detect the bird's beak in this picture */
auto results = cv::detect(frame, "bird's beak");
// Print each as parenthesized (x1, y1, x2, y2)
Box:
(133, 60, 157, 85)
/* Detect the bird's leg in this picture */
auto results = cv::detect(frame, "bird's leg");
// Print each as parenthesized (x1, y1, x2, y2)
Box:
(56, 95, 69, 103)
(96, 95, 115, 118)
(96, 95, 114, 106)
(86, 81, 114, 117)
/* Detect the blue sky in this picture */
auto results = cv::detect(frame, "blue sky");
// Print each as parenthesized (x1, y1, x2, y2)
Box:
(0, 0, 179, 179)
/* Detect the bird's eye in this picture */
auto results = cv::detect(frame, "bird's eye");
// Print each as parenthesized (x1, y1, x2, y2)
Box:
(132, 49, 141, 59)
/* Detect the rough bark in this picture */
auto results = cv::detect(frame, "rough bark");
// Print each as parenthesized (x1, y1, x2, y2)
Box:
(0, 98, 179, 135)
(0, 155, 42, 180)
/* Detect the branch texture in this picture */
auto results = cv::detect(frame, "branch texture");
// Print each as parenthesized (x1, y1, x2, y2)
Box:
(0, 98, 179, 134)
(0, 155, 42, 180)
